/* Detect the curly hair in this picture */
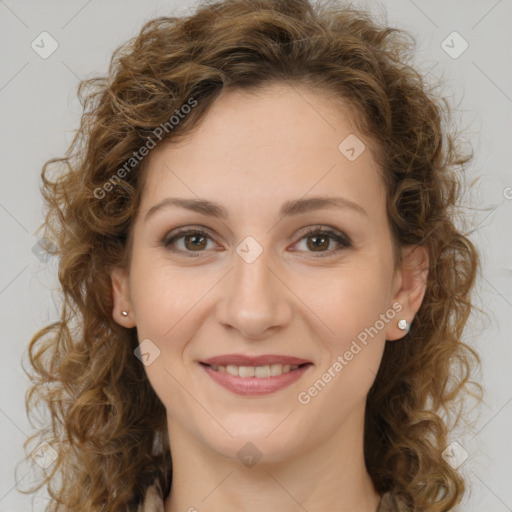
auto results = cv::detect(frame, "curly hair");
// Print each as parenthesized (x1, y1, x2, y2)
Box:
(22, 0, 482, 510)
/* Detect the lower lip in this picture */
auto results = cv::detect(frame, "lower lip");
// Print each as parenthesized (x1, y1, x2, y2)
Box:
(201, 363, 312, 396)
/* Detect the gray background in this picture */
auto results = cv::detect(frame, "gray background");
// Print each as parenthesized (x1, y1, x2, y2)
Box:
(1, 0, 511, 510)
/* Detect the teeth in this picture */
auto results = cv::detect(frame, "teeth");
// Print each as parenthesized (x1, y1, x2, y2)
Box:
(209, 364, 300, 377)
(239, 366, 255, 377)
(226, 365, 238, 376)
(270, 364, 282, 376)
(255, 365, 270, 378)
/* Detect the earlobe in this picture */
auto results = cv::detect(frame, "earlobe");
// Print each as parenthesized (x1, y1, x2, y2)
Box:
(386, 245, 429, 341)
(110, 266, 136, 328)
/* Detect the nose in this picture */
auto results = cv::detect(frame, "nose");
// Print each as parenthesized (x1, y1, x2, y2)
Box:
(214, 244, 293, 340)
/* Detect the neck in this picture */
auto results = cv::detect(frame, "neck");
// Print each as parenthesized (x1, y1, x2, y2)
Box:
(164, 406, 381, 512)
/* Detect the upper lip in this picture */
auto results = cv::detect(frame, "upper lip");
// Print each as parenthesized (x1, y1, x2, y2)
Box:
(201, 354, 312, 366)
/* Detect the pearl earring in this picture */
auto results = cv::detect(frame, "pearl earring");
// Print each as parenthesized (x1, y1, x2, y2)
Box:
(121, 310, 129, 317)
(397, 319, 409, 332)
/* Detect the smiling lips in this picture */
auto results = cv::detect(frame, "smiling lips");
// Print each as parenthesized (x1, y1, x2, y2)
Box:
(200, 354, 313, 396)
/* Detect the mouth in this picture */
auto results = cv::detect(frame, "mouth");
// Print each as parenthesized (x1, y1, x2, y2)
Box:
(200, 362, 311, 377)
(199, 354, 313, 396)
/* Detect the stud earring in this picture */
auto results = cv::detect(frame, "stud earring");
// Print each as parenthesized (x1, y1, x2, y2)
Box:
(397, 319, 409, 332)
(121, 310, 129, 317)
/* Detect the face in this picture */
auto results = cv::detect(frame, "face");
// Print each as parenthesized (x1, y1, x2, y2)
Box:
(111, 82, 427, 464)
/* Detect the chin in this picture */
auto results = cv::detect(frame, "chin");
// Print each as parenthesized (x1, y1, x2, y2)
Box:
(198, 419, 309, 466)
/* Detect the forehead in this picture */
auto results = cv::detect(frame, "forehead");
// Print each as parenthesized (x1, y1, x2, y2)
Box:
(137, 83, 385, 219)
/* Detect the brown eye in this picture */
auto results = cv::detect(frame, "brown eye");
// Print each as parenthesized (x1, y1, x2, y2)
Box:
(293, 227, 352, 257)
(306, 233, 330, 252)
(163, 229, 215, 255)
(183, 233, 208, 251)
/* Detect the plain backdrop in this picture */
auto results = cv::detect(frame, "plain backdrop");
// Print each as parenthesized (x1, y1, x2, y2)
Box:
(0, 0, 511, 510)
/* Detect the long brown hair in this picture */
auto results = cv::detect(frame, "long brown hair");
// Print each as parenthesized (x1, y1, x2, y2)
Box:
(23, 0, 482, 510)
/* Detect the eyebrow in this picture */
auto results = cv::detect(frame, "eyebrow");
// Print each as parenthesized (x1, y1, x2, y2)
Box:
(144, 195, 367, 222)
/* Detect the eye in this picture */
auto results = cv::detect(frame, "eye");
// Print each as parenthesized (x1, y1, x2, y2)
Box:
(291, 226, 352, 257)
(162, 228, 218, 256)
(162, 225, 352, 258)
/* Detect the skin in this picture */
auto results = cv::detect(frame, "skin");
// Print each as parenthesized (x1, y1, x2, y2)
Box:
(111, 82, 428, 512)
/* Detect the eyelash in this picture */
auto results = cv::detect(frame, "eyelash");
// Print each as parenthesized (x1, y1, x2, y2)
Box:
(162, 226, 352, 258)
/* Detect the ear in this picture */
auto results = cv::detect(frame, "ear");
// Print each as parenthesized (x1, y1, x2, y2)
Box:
(386, 244, 429, 341)
(110, 266, 136, 328)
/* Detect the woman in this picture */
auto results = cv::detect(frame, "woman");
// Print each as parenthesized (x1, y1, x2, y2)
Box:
(24, 0, 482, 510)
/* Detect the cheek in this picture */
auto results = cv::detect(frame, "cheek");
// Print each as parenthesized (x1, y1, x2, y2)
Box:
(130, 260, 212, 341)
(129, 264, 208, 412)
(294, 268, 392, 413)
(297, 259, 393, 346)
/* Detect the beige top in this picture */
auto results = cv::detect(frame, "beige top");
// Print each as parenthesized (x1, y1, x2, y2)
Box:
(137, 481, 410, 511)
